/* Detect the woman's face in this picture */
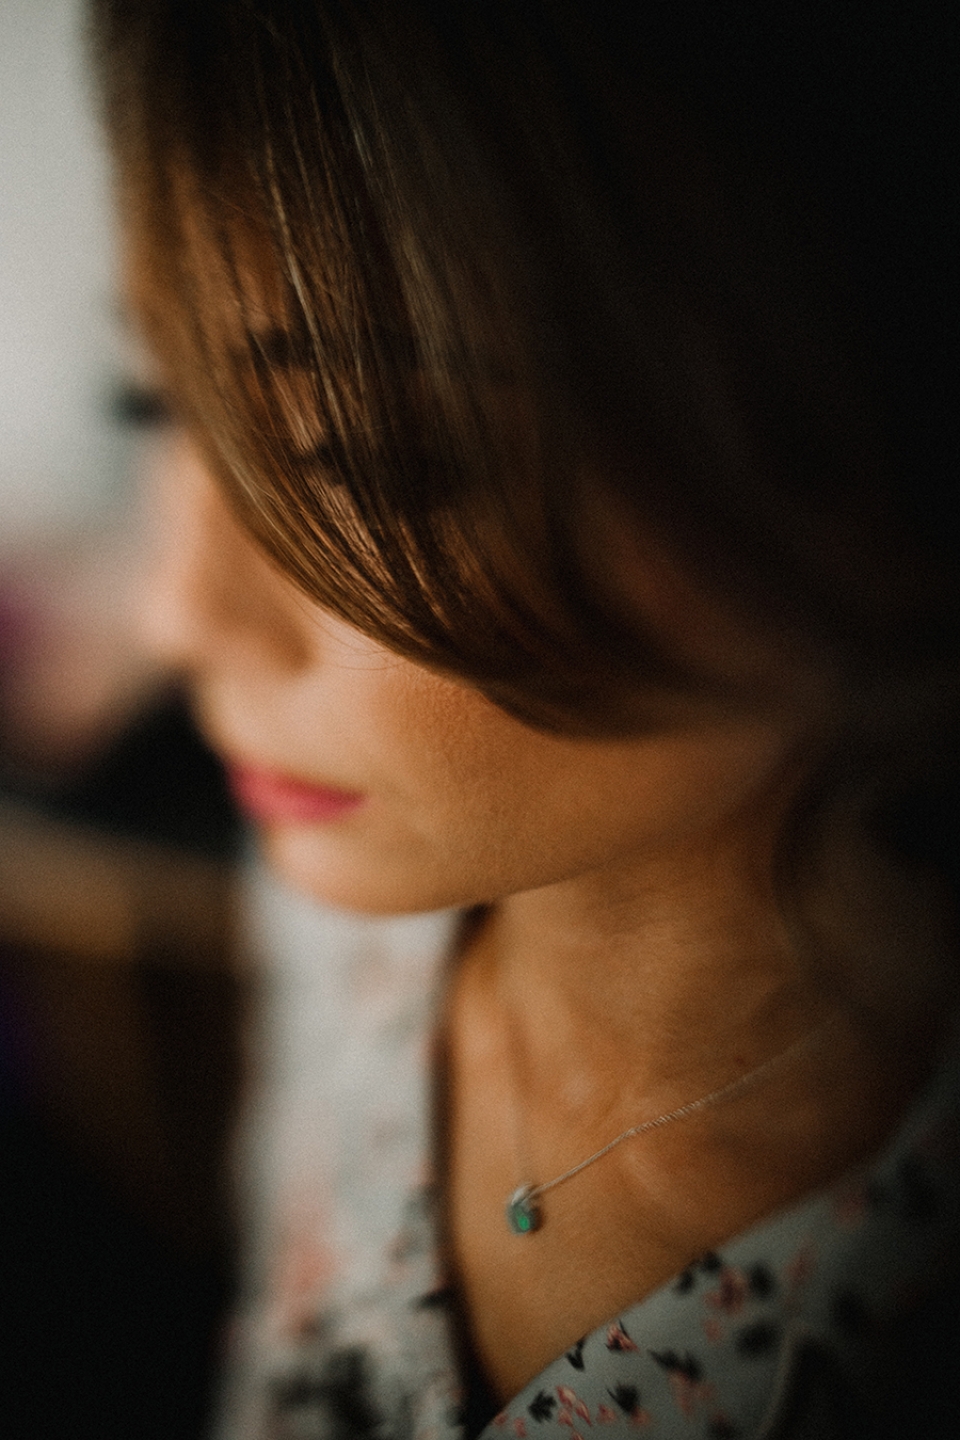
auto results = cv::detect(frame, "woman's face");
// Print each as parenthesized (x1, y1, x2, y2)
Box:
(141, 432, 813, 915)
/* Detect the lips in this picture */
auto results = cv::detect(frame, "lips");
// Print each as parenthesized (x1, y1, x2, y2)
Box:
(227, 762, 366, 824)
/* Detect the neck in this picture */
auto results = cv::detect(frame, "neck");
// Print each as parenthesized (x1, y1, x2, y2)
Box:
(466, 785, 955, 1141)
(444, 785, 954, 1401)
(482, 806, 822, 1099)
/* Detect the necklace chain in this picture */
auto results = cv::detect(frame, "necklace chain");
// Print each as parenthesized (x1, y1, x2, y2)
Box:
(505, 1017, 834, 1235)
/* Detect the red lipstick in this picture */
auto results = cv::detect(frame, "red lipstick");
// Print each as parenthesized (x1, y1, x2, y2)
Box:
(228, 763, 365, 824)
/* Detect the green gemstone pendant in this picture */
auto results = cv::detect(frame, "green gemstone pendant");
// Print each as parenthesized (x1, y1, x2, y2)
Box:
(505, 1184, 542, 1235)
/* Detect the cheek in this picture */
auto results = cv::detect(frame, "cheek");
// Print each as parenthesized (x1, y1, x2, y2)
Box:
(377, 675, 794, 897)
(256, 724, 794, 914)
(245, 672, 553, 910)
(349, 647, 795, 850)
(227, 613, 801, 912)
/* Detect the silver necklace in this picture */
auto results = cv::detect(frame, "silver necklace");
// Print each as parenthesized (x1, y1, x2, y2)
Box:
(505, 1018, 832, 1235)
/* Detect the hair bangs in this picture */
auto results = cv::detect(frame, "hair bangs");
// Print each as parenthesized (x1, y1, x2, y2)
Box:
(102, 0, 917, 736)
(102, 1, 735, 734)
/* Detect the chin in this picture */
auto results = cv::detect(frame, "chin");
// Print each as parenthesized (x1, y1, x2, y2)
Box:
(257, 823, 465, 917)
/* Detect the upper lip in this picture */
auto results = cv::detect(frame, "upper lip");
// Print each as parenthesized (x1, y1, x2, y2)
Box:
(200, 723, 348, 792)
(193, 707, 364, 798)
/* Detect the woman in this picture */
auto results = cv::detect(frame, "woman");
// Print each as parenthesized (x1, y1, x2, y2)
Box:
(90, 2, 959, 1436)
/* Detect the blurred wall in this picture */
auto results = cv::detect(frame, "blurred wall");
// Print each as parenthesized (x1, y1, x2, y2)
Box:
(1, 0, 127, 546)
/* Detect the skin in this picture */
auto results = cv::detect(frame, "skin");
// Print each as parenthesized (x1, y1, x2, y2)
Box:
(140, 433, 811, 920)
(140, 426, 946, 1401)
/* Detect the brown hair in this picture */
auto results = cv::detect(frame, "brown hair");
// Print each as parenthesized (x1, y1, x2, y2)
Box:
(91, 1, 958, 772)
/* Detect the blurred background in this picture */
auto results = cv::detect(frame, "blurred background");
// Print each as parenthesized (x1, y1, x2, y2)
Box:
(1, 3, 245, 1435)
(5, 7, 957, 1440)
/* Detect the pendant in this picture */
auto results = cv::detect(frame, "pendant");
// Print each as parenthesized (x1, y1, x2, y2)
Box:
(505, 1184, 542, 1235)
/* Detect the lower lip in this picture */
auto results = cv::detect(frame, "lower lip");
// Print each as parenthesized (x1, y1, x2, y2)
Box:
(227, 764, 366, 824)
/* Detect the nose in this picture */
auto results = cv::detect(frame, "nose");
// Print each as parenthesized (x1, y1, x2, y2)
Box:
(137, 431, 309, 675)
(137, 432, 230, 670)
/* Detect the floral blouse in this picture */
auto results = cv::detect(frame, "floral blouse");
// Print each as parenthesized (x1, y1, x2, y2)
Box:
(214, 869, 960, 1440)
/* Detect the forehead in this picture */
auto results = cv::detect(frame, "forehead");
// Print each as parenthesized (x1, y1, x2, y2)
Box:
(119, 134, 835, 739)
(127, 169, 532, 469)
